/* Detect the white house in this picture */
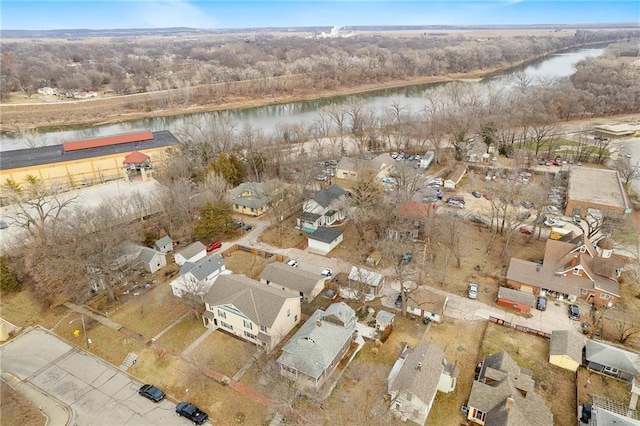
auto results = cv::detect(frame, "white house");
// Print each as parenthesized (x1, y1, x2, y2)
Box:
(170, 254, 228, 298)
(297, 184, 347, 233)
(307, 227, 344, 255)
(405, 288, 448, 323)
(174, 241, 207, 266)
(259, 262, 326, 301)
(154, 235, 173, 254)
(341, 266, 385, 301)
(203, 274, 301, 352)
(387, 342, 458, 425)
(419, 151, 434, 170)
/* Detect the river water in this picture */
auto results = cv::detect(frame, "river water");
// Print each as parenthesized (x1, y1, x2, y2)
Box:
(0, 47, 604, 152)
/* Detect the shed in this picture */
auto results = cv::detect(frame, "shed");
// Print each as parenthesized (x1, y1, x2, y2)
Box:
(496, 287, 535, 314)
(443, 164, 467, 190)
(549, 330, 584, 372)
(366, 250, 382, 266)
(307, 227, 344, 256)
(155, 235, 173, 254)
(137, 247, 167, 274)
(375, 310, 395, 331)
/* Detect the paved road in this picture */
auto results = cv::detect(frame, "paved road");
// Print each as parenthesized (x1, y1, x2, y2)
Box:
(0, 327, 192, 425)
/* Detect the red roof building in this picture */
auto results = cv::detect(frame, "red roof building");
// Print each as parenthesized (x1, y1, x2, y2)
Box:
(63, 131, 154, 152)
(123, 151, 151, 165)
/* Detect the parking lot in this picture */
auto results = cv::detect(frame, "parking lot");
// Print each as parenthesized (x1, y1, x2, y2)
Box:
(1, 327, 191, 425)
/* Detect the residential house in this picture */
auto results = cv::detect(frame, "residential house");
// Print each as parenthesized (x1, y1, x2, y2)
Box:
(391, 201, 434, 240)
(170, 254, 228, 298)
(307, 227, 344, 255)
(340, 266, 385, 301)
(277, 302, 356, 389)
(375, 310, 395, 331)
(259, 262, 326, 301)
(174, 241, 207, 266)
(388, 342, 458, 425)
(297, 184, 347, 232)
(585, 340, 640, 382)
(229, 182, 272, 217)
(506, 233, 621, 306)
(467, 351, 553, 425)
(154, 235, 173, 254)
(549, 330, 584, 372)
(203, 274, 301, 352)
(405, 288, 448, 323)
(444, 164, 467, 190)
(419, 151, 434, 170)
(335, 153, 395, 182)
(496, 287, 535, 314)
(137, 247, 167, 274)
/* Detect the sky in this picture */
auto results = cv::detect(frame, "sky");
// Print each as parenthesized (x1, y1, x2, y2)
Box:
(1, 1, 638, 31)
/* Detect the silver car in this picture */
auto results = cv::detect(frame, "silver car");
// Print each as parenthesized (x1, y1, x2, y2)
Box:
(468, 283, 479, 299)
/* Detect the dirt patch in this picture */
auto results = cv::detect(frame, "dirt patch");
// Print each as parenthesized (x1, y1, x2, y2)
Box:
(259, 216, 307, 249)
(0, 381, 45, 426)
(222, 250, 272, 280)
(577, 367, 633, 413)
(480, 323, 576, 426)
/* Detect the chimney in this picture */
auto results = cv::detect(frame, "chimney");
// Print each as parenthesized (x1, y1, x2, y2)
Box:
(416, 362, 422, 371)
(505, 397, 514, 410)
(316, 319, 322, 327)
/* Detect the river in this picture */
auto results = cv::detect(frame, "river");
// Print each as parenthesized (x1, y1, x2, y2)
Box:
(0, 47, 604, 152)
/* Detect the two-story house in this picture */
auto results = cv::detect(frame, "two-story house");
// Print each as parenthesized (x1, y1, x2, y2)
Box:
(170, 254, 228, 298)
(296, 184, 347, 233)
(203, 274, 301, 352)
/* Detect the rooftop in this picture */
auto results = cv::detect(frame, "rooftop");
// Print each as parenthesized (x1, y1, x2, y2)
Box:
(567, 167, 629, 210)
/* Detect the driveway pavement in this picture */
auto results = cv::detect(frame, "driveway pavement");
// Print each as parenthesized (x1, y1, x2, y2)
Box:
(0, 327, 191, 425)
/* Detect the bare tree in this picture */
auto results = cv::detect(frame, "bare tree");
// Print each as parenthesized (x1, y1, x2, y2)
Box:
(615, 157, 640, 186)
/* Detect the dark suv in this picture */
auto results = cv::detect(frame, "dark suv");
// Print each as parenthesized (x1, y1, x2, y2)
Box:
(176, 402, 208, 425)
(568, 304, 581, 320)
(536, 297, 547, 311)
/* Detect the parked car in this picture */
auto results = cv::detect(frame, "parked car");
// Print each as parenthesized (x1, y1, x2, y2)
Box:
(395, 293, 404, 308)
(138, 384, 165, 402)
(468, 283, 479, 299)
(471, 190, 481, 198)
(244, 224, 253, 231)
(520, 201, 533, 209)
(446, 200, 464, 209)
(401, 252, 413, 264)
(518, 226, 532, 235)
(175, 402, 208, 425)
(206, 241, 222, 252)
(482, 193, 492, 200)
(546, 206, 560, 215)
(286, 259, 298, 267)
(536, 296, 547, 311)
(320, 268, 332, 277)
(471, 215, 491, 226)
(544, 218, 560, 227)
(573, 215, 582, 224)
(568, 304, 581, 320)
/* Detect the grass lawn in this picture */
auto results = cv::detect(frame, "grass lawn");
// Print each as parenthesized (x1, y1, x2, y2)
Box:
(188, 331, 258, 378)
(222, 250, 272, 280)
(577, 367, 633, 412)
(155, 314, 207, 355)
(425, 319, 487, 426)
(480, 323, 576, 426)
(0, 289, 70, 329)
(259, 215, 307, 249)
(110, 283, 188, 339)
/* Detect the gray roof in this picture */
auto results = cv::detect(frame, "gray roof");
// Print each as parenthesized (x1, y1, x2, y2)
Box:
(277, 303, 356, 379)
(312, 184, 346, 208)
(204, 274, 297, 328)
(176, 241, 206, 260)
(259, 263, 323, 295)
(375, 310, 395, 324)
(497, 287, 536, 307)
(155, 235, 173, 249)
(230, 182, 270, 209)
(549, 330, 584, 363)
(308, 227, 343, 243)
(585, 340, 640, 375)
(388, 343, 455, 402)
(1, 130, 178, 171)
(468, 351, 553, 426)
(348, 266, 384, 287)
(138, 247, 163, 264)
(180, 254, 225, 280)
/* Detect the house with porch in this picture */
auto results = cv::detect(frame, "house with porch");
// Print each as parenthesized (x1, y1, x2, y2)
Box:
(277, 302, 356, 389)
(387, 342, 458, 425)
(296, 184, 347, 233)
(229, 182, 272, 217)
(203, 274, 301, 352)
(506, 233, 621, 306)
(390, 201, 435, 240)
(259, 262, 327, 301)
(170, 254, 228, 298)
(405, 288, 448, 323)
(585, 340, 640, 382)
(467, 351, 553, 425)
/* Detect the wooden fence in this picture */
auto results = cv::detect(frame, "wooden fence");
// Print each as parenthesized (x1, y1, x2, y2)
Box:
(488, 316, 551, 339)
(220, 244, 286, 262)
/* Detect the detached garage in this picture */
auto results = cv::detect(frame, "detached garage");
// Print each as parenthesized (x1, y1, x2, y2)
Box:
(496, 287, 535, 313)
(307, 227, 344, 255)
(549, 330, 584, 372)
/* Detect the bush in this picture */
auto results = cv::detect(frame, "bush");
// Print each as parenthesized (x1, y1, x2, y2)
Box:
(0, 256, 21, 293)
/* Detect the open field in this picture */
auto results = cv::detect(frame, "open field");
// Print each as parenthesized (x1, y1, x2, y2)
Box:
(480, 323, 576, 426)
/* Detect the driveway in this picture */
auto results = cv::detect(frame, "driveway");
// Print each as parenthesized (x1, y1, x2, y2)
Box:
(0, 327, 192, 425)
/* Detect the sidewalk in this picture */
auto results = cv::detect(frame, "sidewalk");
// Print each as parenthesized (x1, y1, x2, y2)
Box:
(1, 372, 71, 426)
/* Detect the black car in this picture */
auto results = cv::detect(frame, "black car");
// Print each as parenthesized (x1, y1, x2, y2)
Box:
(536, 296, 547, 311)
(401, 252, 413, 264)
(471, 190, 481, 198)
(568, 304, 581, 320)
(176, 402, 208, 425)
(138, 384, 165, 402)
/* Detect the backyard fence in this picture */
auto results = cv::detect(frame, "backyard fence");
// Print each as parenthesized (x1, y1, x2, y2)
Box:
(488, 316, 551, 339)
